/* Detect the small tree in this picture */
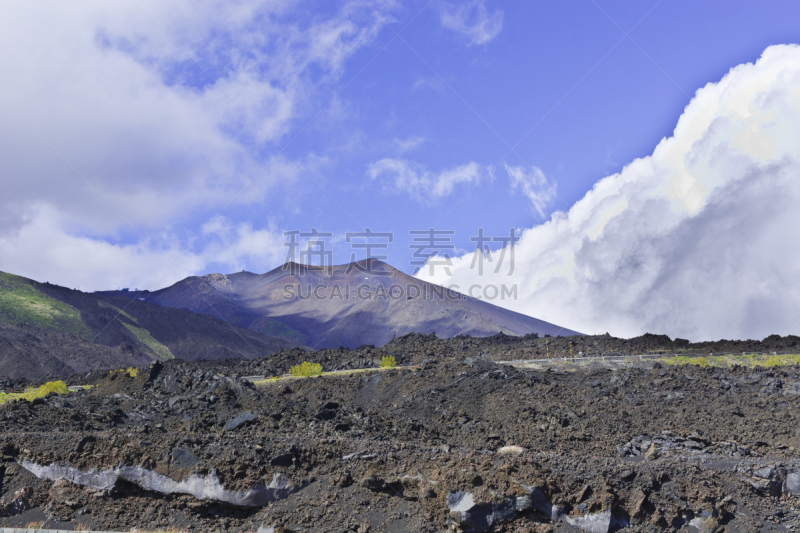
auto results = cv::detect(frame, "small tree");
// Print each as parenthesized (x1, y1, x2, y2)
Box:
(380, 355, 397, 369)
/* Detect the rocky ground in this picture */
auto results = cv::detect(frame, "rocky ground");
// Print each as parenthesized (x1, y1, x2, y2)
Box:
(1, 333, 800, 532)
(166, 332, 800, 383)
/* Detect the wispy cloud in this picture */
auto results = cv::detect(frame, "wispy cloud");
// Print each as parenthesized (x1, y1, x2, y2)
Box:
(412, 76, 446, 93)
(394, 135, 426, 153)
(505, 164, 557, 217)
(440, 0, 503, 46)
(367, 158, 493, 203)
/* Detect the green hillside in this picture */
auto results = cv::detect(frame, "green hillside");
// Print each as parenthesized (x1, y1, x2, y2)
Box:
(118, 320, 175, 360)
(0, 272, 92, 339)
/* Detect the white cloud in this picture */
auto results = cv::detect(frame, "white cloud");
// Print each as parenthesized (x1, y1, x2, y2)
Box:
(506, 164, 557, 217)
(412, 76, 446, 94)
(417, 44, 800, 342)
(440, 0, 503, 46)
(0, 208, 287, 291)
(367, 158, 493, 202)
(0, 205, 202, 291)
(200, 217, 287, 272)
(0, 0, 395, 287)
(394, 135, 426, 153)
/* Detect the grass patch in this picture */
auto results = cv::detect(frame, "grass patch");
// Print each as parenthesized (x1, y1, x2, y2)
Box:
(664, 353, 800, 369)
(762, 354, 800, 367)
(253, 364, 413, 386)
(663, 356, 695, 366)
(99, 300, 138, 323)
(290, 361, 323, 377)
(0, 380, 71, 405)
(104, 302, 173, 362)
(119, 320, 174, 360)
(0, 272, 91, 339)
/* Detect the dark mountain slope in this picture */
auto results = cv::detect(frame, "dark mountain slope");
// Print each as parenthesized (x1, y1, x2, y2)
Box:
(0, 271, 303, 380)
(0, 323, 150, 381)
(35, 281, 300, 361)
(106, 259, 582, 349)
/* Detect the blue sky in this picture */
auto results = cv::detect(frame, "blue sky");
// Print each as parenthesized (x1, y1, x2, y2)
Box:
(194, 0, 800, 272)
(1, 0, 799, 340)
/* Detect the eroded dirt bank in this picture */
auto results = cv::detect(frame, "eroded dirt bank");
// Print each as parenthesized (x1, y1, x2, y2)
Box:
(1, 343, 800, 532)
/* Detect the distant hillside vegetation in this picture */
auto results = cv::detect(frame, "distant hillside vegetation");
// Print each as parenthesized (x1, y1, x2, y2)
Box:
(0, 272, 92, 340)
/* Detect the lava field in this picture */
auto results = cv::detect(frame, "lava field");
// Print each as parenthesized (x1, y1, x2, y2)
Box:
(1, 334, 800, 532)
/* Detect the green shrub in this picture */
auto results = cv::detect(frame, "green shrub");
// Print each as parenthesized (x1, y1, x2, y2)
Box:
(109, 367, 138, 378)
(0, 380, 70, 405)
(290, 362, 323, 377)
(380, 355, 397, 369)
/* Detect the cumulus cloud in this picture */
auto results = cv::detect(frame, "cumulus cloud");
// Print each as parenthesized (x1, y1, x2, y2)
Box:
(0, 205, 203, 291)
(367, 158, 493, 202)
(440, 0, 503, 46)
(417, 45, 800, 342)
(506, 164, 557, 217)
(0, 0, 394, 289)
(0, 207, 287, 292)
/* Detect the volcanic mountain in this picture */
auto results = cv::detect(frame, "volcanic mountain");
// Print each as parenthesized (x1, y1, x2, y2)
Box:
(104, 259, 581, 349)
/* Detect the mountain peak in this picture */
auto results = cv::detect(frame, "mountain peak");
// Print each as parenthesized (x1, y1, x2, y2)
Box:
(263, 257, 396, 277)
(135, 261, 580, 349)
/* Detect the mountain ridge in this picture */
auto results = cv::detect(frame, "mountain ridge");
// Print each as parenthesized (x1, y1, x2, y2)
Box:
(101, 259, 582, 349)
